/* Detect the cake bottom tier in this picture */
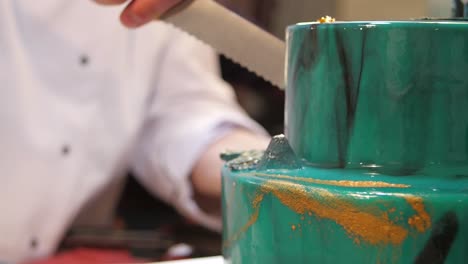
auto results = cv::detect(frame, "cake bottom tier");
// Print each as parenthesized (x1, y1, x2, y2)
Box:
(222, 167, 468, 264)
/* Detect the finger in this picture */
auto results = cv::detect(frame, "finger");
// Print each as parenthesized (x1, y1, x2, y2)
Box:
(93, 0, 128, 5)
(120, 0, 182, 28)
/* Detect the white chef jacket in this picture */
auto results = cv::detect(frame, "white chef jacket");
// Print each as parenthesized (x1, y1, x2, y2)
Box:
(0, 1, 265, 262)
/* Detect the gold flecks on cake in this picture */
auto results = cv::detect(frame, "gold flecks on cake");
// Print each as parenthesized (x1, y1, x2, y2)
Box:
(251, 172, 410, 188)
(224, 178, 430, 248)
(317, 16, 336, 23)
(252, 192, 264, 208)
(260, 180, 408, 245)
(405, 196, 431, 232)
(223, 192, 264, 249)
(354, 237, 361, 245)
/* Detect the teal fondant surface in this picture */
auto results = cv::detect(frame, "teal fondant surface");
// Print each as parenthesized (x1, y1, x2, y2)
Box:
(286, 21, 468, 175)
(223, 20, 468, 264)
(222, 166, 468, 263)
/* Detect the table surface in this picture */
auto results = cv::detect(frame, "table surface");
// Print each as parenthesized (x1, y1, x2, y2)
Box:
(152, 256, 223, 263)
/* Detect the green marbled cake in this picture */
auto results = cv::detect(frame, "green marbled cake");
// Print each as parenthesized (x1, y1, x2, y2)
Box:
(223, 20, 468, 263)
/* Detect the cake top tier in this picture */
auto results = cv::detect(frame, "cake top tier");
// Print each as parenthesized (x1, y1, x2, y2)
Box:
(291, 18, 468, 27)
(285, 19, 468, 176)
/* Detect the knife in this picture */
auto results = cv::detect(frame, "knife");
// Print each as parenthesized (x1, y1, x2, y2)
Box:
(159, 0, 286, 89)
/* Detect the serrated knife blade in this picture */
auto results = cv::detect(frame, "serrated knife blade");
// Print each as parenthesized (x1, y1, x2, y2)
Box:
(159, 0, 286, 89)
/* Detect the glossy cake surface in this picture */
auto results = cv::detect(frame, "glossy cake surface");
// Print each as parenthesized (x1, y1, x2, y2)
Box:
(222, 20, 468, 263)
(222, 150, 468, 263)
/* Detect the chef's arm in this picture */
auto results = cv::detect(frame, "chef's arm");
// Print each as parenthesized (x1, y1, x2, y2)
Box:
(191, 128, 270, 199)
(94, 0, 183, 27)
(129, 25, 270, 230)
(191, 128, 269, 216)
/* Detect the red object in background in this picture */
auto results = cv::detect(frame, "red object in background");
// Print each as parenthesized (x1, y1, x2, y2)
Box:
(22, 248, 148, 264)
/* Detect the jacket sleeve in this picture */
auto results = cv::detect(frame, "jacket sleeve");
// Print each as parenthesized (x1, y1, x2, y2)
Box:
(130, 27, 268, 232)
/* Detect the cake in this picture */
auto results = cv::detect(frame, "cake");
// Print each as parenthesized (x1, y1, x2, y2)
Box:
(222, 20, 468, 263)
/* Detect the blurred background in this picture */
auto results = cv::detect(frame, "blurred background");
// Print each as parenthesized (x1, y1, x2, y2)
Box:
(64, 0, 454, 262)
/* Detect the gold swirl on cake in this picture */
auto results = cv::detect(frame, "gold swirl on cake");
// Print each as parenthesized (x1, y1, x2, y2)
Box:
(224, 177, 431, 248)
(223, 193, 264, 248)
(250, 172, 410, 188)
(260, 180, 408, 245)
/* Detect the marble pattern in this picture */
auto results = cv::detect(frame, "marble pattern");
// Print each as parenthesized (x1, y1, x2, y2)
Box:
(286, 21, 468, 176)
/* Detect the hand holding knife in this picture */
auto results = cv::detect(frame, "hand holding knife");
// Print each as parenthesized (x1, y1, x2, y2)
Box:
(94, 0, 184, 28)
